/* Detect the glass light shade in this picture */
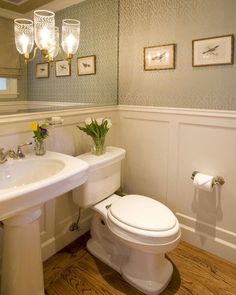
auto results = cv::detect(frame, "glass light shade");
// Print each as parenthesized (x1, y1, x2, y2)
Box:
(34, 10, 55, 51)
(48, 26, 60, 59)
(14, 19, 34, 57)
(61, 19, 80, 56)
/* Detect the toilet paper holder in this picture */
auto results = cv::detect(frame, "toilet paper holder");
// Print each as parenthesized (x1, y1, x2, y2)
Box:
(191, 171, 225, 186)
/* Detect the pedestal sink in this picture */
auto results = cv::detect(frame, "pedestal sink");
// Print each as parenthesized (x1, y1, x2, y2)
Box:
(0, 151, 89, 295)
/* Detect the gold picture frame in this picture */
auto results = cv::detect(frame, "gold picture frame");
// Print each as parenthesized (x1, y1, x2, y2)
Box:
(55, 60, 71, 77)
(77, 55, 96, 76)
(144, 44, 176, 71)
(35, 63, 49, 78)
(192, 34, 234, 67)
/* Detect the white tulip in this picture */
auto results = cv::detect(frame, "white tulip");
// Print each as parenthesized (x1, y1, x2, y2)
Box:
(106, 118, 112, 128)
(85, 117, 92, 125)
(96, 118, 103, 126)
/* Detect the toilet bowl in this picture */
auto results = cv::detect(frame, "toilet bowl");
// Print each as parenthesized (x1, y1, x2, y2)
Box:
(73, 147, 181, 295)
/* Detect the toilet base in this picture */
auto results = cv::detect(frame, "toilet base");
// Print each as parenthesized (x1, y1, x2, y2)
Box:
(87, 238, 127, 273)
(121, 249, 173, 295)
(87, 236, 173, 295)
(87, 208, 175, 295)
(87, 211, 129, 273)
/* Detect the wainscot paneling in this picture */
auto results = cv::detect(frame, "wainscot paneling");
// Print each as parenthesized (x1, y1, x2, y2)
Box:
(0, 106, 119, 261)
(118, 105, 236, 263)
(0, 105, 235, 264)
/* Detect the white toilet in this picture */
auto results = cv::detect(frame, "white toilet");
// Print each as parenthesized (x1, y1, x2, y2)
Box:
(73, 147, 181, 295)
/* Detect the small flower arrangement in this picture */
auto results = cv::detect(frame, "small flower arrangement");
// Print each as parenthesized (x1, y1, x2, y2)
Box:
(77, 117, 112, 155)
(30, 121, 49, 155)
(30, 121, 49, 141)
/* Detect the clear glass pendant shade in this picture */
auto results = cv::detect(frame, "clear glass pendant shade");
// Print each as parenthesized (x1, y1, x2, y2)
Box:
(14, 10, 80, 62)
(34, 10, 55, 51)
(14, 19, 34, 57)
(61, 19, 80, 56)
(48, 26, 60, 59)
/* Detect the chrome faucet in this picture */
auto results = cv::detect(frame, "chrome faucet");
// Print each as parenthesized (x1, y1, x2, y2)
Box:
(0, 142, 32, 164)
(0, 148, 18, 164)
(16, 142, 32, 158)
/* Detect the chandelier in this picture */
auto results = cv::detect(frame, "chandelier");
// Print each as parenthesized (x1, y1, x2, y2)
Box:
(14, 10, 80, 63)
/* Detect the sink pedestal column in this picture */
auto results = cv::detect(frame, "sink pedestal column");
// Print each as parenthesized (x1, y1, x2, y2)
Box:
(1, 207, 44, 295)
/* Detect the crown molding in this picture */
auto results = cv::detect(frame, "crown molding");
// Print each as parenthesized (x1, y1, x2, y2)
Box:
(39, 0, 86, 12)
(0, 0, 86, 19)
(0, 7, 23, 19)
(24, 0, 85, 18)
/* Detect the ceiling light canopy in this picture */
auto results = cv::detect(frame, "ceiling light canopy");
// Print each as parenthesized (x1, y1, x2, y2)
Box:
(14, 10, 80, 63)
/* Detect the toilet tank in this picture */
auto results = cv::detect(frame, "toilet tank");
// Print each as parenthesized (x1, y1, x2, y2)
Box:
(73, 146, 126, 208)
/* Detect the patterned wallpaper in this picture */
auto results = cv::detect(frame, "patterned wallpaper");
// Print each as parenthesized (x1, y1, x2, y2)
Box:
(28, 0, 118, 105)
(18, 59, 28, 101)
(119, 0, 236, 110)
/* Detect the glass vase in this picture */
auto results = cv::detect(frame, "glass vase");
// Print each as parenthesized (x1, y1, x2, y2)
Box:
(35, 139, 46, 156)
(91, 136, 106, 156)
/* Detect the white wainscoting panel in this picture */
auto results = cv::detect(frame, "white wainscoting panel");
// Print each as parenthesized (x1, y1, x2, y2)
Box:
(0, 105, 235, 264)
(118, 106, 236, 263)
(121, 116, 169, 204)
(0, 106, 118, 261)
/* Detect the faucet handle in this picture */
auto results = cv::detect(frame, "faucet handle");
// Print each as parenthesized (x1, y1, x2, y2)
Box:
(17, 142, 32, 158)
(0, 148, 5, 163)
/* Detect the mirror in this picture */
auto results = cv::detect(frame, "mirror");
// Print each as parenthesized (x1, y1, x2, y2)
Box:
(0, 0, 119, 116)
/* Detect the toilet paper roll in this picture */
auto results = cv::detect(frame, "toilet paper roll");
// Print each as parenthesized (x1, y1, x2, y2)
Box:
(193, 173, 214, 192)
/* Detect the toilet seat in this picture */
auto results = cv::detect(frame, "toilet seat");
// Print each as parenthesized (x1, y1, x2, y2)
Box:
(107, 195, 180, 245)
(109, 195, 176, 232)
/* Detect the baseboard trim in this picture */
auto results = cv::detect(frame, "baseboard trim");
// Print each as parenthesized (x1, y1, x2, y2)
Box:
(41, 215, 92, 261)
(177, 213, 236, 263)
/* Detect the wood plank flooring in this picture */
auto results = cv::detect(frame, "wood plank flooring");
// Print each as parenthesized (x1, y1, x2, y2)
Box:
(44, 232, 236, 295)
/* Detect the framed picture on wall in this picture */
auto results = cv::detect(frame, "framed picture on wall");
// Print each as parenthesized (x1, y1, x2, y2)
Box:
(55, 60, 71, 77)
(77, 55, 96, 76)
(144, 44, 176, 71)
(192, 34, 234, 67)
(36, 63, 49, 78)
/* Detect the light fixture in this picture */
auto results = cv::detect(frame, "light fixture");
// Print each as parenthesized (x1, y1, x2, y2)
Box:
(14, 10, 80, 63)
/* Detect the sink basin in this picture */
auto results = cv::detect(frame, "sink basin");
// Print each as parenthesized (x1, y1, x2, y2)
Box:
(0, 158, 65, 189)
(0, 151, 89, 295)
(0, 151, 89, 220)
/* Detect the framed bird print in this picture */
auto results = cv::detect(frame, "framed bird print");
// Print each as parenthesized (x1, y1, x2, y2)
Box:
(36, 63, 49, 78)
(55, 60, 71, 77)
(77, 55, 96, 76)
(192, 35, 234, 67)
(144, 44, 175, 71)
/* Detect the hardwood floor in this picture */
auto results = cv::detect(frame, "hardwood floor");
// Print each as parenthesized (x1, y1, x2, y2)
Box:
(44, 232, 236, 295)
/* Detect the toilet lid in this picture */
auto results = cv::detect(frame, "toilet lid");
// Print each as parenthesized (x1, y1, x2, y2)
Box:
(109, 195, 176, 231)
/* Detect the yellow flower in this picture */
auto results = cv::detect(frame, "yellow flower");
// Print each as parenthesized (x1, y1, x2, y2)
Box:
(30, 121, 38, 131)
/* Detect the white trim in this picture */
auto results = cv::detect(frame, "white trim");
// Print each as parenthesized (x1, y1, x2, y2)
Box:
(2, 104, 236, 124)
(0, 100, 100, 107)
(118, 105, 236, 119)
(41, 213, 91, 261)
(180, 225, 236, 263)
(0, 105, 118, 124)
(176, 213, 236, 246)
